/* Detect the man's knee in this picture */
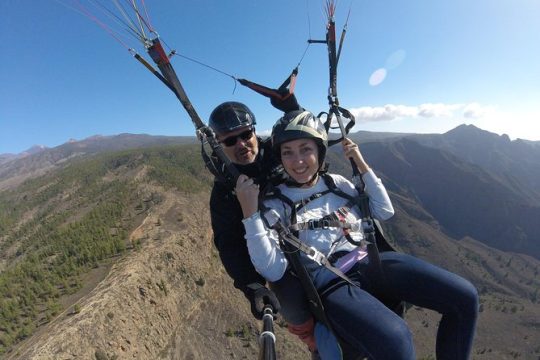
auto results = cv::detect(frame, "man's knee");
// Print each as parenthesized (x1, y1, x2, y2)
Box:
(270, 273, 312, 324)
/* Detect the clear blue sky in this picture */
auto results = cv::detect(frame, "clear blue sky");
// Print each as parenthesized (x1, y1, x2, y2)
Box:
(1, 0, 539, 154)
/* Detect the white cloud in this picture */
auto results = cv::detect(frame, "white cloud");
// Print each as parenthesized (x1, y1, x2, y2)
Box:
(349, 103, 466, 122)
(346, 102, 539, 140)
(462, 103, 496, 119)
(350, 105, 411, 121)
(418, 103, 461, 117)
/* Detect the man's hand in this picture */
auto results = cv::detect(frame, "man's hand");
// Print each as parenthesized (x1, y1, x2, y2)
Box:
(246, 283, 281, 320)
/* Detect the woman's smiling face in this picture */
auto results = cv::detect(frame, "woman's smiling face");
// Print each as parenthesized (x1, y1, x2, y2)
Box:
(280, 138, 319, 187)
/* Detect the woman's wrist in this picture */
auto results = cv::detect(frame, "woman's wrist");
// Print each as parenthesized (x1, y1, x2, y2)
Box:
(353, 155, 370, 174)
(243, 210, 259, 221)
(357, 163, 370, 174)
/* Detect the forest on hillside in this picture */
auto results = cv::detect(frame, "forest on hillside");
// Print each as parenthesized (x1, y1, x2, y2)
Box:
(0, 145, 211, 353)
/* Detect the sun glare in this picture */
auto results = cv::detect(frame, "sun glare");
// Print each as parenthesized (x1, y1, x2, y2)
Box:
(369, 68, 387, 86)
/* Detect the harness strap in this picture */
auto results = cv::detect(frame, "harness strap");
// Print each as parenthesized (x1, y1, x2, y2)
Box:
(295, 189, 332, 212)
(201, 144, 229, 185)
(326, 106, 356, 147)
(264, 210, 360, 290)
(265, 173, 347, 206)
(264, 173, 366, 247)
(282, 242, 333, 329)
(289, 218, 359, 232)
(320, 173, 357, 201)
(318, 275, 351, 300)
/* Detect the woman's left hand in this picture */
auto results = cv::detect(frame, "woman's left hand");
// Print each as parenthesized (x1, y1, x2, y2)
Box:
(342, 138, 370, 174)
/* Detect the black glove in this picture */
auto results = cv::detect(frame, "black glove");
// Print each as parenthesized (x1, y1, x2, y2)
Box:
(246, 283, 281, 320)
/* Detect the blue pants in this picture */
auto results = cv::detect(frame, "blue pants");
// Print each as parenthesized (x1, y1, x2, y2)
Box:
(323, 252, 479, 360)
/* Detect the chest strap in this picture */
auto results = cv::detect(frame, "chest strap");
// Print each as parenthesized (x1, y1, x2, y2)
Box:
(263, 209, 360, 289)
(289, 217, 359, 232)
(264, 174, 364, 247)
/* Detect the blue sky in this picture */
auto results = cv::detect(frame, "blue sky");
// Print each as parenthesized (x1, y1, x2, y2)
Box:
(1, 0, 539, 154)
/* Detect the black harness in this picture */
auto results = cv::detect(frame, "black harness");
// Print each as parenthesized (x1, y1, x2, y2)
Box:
(259, 173, 404, 334)
(264, 173, 363, 246)
(259, 174, 371, 324)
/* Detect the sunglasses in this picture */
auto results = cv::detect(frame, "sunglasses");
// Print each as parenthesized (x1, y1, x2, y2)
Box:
(220, 128, 254, 147)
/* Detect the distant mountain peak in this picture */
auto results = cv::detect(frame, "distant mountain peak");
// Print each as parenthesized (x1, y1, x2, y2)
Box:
(22, 145, 49, 155)
(446, 124, 487, 135)
(453, 123, 480, 131)
(0, 145, 49, 164)
(86, 135, 105, 141)
(444, 124, 511, 143)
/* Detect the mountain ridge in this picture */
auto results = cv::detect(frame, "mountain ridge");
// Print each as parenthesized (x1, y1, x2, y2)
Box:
(411, 124, 540, 203)
(0, 134, 197, 191)
(358, 138, 540, 258)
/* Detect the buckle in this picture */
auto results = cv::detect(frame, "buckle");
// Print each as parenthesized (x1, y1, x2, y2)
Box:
(307, 219, 330, 230)
(307, 246, 325, 265)
(362, 218, 375, 233)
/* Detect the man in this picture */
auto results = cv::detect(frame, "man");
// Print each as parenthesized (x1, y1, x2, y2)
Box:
(208, 101, 281, 319)
(208, 101, 319, 355)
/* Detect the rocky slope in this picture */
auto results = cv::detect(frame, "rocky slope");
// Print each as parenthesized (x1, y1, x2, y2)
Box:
(6, 186, 308, 360)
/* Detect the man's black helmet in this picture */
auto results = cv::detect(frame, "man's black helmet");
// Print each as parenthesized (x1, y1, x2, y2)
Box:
(271, 110, 328, 165)
(209, 101, 256, 134)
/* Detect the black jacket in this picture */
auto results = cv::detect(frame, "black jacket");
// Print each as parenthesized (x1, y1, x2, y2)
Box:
(210, 138, 282, 299)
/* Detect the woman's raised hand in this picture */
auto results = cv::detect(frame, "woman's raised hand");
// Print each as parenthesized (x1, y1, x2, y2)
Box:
(235, 174, 260, 218)
(342, 138, 370, 174)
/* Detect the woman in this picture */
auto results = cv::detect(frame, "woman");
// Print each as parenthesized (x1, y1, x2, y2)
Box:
(236, 110, 479, 359)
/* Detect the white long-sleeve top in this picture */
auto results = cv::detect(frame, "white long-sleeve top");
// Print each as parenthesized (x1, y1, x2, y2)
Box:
(242, 170, 394, 287)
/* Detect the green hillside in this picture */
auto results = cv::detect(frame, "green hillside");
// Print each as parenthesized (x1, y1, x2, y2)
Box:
(0, 145, 211, 353)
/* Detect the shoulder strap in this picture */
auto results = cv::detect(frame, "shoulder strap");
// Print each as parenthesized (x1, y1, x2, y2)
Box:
(263, 182, 333, 215)
(321, 173, 356, 203)
(202, 143, 234, 188)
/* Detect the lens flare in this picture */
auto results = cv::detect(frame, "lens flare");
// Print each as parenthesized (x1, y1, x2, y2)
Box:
(369, 68, 387, 86)
(385, 49, 406, 70)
